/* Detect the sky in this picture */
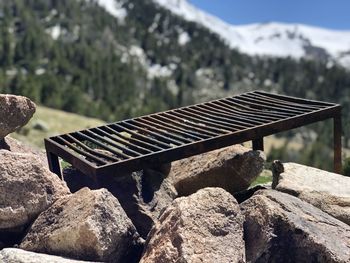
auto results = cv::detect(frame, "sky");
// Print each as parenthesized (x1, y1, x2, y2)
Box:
(189, 0, 350, 30)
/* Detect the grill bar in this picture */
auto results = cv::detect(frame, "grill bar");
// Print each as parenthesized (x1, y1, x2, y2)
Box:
(170, 110, 233, 131)
(137, 117, 203, 141)
(54, 136, 107, 165)
(64, 134, 119, 163)
(207, 101, 277, 122)
(248, 92, 322, 111)
(143, 115, 208, 139)
(240, 94, 309, 114)
(76, 131, 132, 159)
(255, 90, 334, 106)
(198, 104, 264, 125)
(176, 108, 241, 130)
(130, 119, 194, 143)
(227, 97, 296, 117)
(93, 127, 153, 154)
(161, 112, 224, 136)
(122, 121, 184, 146)
(214, 100, 282, 120)
(111, 123, 171, 149)
(83, 130, 140, 157)
(45, 90, 342, 178)
(62, 134, 119, 162)
(183, 107, 251, 129)
(103, 125, 162, 152)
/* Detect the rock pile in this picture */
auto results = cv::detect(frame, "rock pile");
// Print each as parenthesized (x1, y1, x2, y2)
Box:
(64, 146, 265, 239)
(0, 94, 143, 262)
(1, 93, 350, 263)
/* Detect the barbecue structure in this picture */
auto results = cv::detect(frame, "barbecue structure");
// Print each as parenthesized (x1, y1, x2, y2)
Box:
(45, 90, 342, 179)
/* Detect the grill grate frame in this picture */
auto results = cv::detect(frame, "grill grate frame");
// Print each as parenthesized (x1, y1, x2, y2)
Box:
(45, 90, 342, 178)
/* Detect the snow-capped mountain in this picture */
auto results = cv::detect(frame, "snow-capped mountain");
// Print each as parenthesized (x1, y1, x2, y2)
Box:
(152, 0, 350, 67)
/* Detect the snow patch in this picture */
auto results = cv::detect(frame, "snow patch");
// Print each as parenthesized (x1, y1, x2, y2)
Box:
(178, 31, 190, 45)
(129, 45, 147, 65)
(35, 68, 46, 76)
(148, 64, 174, 78)
(127, 45, 176, 78)
(93, 0, 127, 22)
(46, 25, 61, 40)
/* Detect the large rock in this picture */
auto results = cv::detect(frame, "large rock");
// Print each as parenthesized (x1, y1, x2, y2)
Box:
(272, 162, 350, 225)
(169, 145, 265, 196)
(65, 165, 177, 239)
(20, 187, 143, 263)
(0, 248, 98, 263)
(0, 151, 70, 231)
(241, 190, 350, 263)
(96, 171, 157, 239)
(0, 94, 36, 139)
(140, 188, 245, 263)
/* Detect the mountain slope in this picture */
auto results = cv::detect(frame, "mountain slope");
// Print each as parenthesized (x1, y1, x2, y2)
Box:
(152, 0, 350, 67)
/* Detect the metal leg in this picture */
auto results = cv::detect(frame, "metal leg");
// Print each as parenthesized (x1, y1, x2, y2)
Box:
(47, 152, 62, 179)
(334, 115, 342, 174)
(252, 137, 264, 151)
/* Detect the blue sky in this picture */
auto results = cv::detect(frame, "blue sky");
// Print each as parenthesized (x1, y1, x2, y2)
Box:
(189, 0, 350, 30)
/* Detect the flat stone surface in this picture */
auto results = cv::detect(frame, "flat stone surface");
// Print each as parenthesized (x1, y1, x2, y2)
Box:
(169, 145, 265, 196)
(273, 162, 350, 225)
(140, 187, 245, 263)
(241, 189, 350, 263)
(0, 248, 99, 263)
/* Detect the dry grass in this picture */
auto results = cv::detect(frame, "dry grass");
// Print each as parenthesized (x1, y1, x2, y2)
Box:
(10, 106, 105, 149)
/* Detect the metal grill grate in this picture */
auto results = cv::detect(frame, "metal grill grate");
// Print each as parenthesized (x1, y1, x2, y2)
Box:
(45, 90, 342, 178)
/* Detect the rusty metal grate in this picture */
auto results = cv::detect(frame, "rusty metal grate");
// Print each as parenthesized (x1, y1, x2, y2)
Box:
(45, 90, 342, 179)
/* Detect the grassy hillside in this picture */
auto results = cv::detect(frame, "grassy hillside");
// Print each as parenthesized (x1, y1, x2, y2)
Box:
(10, 105, 105, 149)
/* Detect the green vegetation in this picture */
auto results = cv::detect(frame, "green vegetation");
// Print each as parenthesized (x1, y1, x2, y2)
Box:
(267, 138, 335, 172)
(1, 0, 349, 171)
(251, 170, 272, 187)
(343, 157, 350, 177)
